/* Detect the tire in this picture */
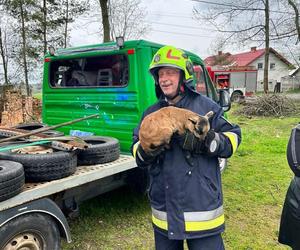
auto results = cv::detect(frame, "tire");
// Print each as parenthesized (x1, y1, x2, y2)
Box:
(0, 160, 25, 201)
(77, 136, 120, 165)
(0, 149, 77, 182)
(0, 213, 60, 250)
(230, 92, 243, 103)
(13, 122, 64, 137)
(0, 160, 24, 182)
(13, 122, 47, 130)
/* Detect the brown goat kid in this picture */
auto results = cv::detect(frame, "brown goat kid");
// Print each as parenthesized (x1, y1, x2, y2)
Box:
(139, 106, 214, 153)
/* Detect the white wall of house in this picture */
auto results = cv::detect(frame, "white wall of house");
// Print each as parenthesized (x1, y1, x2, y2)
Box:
(249, 53, 291, 91)
(281, 68, 300, 91)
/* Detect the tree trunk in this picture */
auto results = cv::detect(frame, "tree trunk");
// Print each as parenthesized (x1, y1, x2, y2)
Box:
(20, 1, 30, 96)
(64, 0, 69, 48)
(43, 0, 47, 54)
(0, 27, 9, 85)
(99, 0, 110, 42)
(288, 0, 300, 43)
(263, 0, 270, 94)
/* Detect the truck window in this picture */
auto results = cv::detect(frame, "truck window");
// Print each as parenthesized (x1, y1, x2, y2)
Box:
(193, 65, 206, 95)
(193, 64, 213, 97)
(49, 54, 129, 88)
(194, 64, 216, 100)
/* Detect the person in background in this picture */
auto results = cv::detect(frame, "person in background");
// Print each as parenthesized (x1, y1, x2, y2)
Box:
(131, 45, 241, 250)
(278, 124, 300, 249)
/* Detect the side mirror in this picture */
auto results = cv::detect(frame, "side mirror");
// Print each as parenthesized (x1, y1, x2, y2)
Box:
(218, 89, 231, 112)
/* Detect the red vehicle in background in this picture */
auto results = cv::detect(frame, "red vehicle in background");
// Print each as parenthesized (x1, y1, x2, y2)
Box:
(206, 66, 257, 102)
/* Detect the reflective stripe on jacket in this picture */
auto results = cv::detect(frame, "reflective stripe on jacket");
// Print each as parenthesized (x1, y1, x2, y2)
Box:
(152, 206, 225, 232)
(131, 92, 241, 240)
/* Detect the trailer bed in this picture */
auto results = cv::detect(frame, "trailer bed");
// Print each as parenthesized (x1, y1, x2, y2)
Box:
(0, 155, 136, 211)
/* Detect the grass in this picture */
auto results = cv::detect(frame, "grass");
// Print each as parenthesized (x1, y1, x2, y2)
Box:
(285, 88, 300, 93)
(33, 92, 42, 100)
(62, 106, 298, 249)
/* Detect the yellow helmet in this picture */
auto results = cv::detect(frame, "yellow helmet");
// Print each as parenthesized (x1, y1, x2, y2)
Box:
(149, 45, 194, 83)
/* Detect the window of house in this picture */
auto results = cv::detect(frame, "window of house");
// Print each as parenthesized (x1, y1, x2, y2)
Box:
(49, 54, 129, 88)
(257, 63, 263, 69)
(270, 63, 275, 70)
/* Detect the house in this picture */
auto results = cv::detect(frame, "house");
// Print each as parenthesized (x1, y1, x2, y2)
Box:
(205, 47, 295, 92)
(281, 66, 300, 91)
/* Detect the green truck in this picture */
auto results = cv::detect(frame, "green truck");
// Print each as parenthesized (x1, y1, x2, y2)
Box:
(0, 39, 230, 249)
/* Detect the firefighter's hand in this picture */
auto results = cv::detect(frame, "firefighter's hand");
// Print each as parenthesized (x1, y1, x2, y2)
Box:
(136, 143, 164, 165)
(176, 130, 220, 155)
(201, 130, 220, 155)
(175, 131, 204, 154)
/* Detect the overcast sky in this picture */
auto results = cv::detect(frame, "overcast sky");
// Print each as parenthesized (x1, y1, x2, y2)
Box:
(69, 0, 216, 59)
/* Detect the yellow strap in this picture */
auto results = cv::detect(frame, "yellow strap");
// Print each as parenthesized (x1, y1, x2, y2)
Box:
(132, 141, 140, 159)
(152, 215, 168, 230)
(185, 214, 225, 232)
(223, 132, 238, 153)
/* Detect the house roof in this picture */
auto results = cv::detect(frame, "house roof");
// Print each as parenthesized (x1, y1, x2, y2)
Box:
(204, 48, 294, 68)
(289, 66, 300, 76)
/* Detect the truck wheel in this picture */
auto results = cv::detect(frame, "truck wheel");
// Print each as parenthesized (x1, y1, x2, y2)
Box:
(0, 149, 77, 182)
(0, 160, 25, 201)
(78, 136, 120, 165)
(0, 213, 60, 250)
(231, 92, 243, 103)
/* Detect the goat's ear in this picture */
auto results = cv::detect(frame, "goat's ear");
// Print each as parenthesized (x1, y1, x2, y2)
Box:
(205, 111, 214, 119)
(188, 116, 199, 124)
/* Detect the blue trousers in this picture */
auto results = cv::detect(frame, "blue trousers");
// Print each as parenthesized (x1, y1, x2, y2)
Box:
(154, 230, 225, 250)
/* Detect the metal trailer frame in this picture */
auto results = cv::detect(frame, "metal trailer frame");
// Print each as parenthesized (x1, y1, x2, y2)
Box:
(0, 155, 136, 245)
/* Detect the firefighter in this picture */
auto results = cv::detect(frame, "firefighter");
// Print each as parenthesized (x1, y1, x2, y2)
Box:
(131, 45, 241, 249)
(278, 124, 300, 249)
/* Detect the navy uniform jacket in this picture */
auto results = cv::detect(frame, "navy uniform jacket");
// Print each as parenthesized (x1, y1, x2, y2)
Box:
(131, 91, 241, 240)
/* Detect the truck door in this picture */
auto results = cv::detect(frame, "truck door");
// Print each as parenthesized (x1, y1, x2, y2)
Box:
(193, 64, 217, 101)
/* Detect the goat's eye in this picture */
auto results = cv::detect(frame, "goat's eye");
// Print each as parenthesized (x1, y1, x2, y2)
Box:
(188, 118, 197, 124)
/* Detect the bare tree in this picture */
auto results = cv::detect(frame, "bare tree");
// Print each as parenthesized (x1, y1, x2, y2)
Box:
(96, 0, 149, 42)
(99, 0, 110, 42)
(288, 0, 300, 43)
(0, 4, 9, 84)
(2, 0, 37, 95)
(30, 0, 89, 53)
(63, 0, 89, 47)
(0, 7, 23, 86)
(193, 0, 298, 93)
(0, 26, 9, 84)
(109, 0, 149, 40)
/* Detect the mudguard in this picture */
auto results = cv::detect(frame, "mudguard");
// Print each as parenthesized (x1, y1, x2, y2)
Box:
(0, 197, 71, 243)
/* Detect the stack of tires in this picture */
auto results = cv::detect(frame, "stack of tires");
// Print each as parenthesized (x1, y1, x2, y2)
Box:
(0, 123, 120, 179)
(0, 121, 121, 202)
(0, 161, 25, 201)
(77, 136, 120, 165)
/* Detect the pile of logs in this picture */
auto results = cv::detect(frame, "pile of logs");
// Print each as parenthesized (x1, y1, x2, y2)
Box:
(0, 86, 41, 127)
